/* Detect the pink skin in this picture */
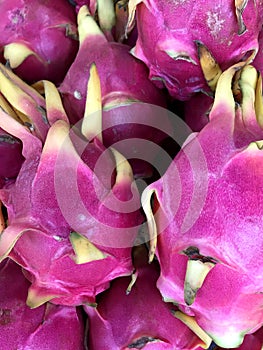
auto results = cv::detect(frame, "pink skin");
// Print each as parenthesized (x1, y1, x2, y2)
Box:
(143, 65, 263, 347)
(184, 93, 213, 132)
(59, 17, 168, 177)
(84, 248, 208, 350)
(0, 128, 24, 181)
(215, 327, 263, 350)
(0, 259, 85, 349)
(253, 29, 263, 74)
(131, 0, 262, 100)
(0, 0, 78, 84)
(0, 108, 143, 306)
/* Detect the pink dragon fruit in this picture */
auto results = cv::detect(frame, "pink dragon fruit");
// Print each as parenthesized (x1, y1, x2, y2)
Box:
(59, 5, 169, 178)
(0, 258, 85, 349)
(84, 245, 212, 349)
(141, 63, 263, 348)
(216, 327, 263, 350)
(0, 0, 78, 84)
(0, 64, 143, 307)
(127, 0, 263, 100)
(183, 93, 213, 132)
(0, 127, 24, 182)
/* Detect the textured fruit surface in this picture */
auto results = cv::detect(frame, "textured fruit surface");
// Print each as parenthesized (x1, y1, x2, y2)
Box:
(142, 64, 263, 348)
(129, 0, 263, 99)
(0, 0, 78, 84)
(0, 259, 85, 349)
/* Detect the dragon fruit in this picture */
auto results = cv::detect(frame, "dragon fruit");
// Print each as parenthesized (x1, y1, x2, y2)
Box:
(183, 93, 212, 132)
(0, 258, 85, 349)
(0, 64, 143, 307)
(60, 5, 169, 178)
(141, 63, 263, 348)
(216, 327, 263, 350)
(254, 28, 263, 75)
(0, 0, 78, 84)
(0, 127, 24, 183)
(71, 0, 116, 35)
(127, 0, 263, 100)
(84, 245, 212, 349)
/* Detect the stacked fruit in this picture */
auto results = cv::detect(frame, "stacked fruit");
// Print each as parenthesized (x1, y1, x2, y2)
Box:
(0, 1, 262, 349)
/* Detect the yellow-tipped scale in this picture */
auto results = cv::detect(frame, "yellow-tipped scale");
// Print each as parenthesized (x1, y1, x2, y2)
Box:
(4, 43, 43, 69)
(196, 41, 222, 92)
(141, 188, 158, 263)
(70, 232, 106, 264)
(77, 5, 105, 46)
(26, 287, 57, 309)
(184, 259, 215, 306)
(235, 0, 248, 35)
(0, 202, 5, 234)
(32, 80, 69, 125)
(81, 63, 102, 142)
(0, 93, 20, 122)
(97, 0, 116, 32)
(173, 311, 212, 349)
(255, 73, 263, 129)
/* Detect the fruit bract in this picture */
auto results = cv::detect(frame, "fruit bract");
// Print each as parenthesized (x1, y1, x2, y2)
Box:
(0, 0, 78, 84)
(60, 5, 169, 178)
(0, 259, 85, 349)
(142, 63, 263, 348)
(84, 246, 212, 350)
(128, 0, 263, 99)
(0, 65, 143, 307)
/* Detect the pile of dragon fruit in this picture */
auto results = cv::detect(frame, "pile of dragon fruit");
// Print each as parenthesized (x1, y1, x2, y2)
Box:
(0, 0, 263, 349)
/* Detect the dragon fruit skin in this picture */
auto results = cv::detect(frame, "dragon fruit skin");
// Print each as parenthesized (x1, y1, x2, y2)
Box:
(59, 6, 169, 177)
(215, 327, 263, 350)
(0, 0, 78, 84)
(184, 93, 213, 132)
(59, 32, 166, 125)
(129, 0, 263, 100)
(0, 259, 85, 350)
(0, 127, 24, 181)
(0, 65, 143, 307)
(141, 64, 263, 348)
(156, 257, 263, 348)
(84, 246, 211, 350)
(254, 28, 263, 74)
